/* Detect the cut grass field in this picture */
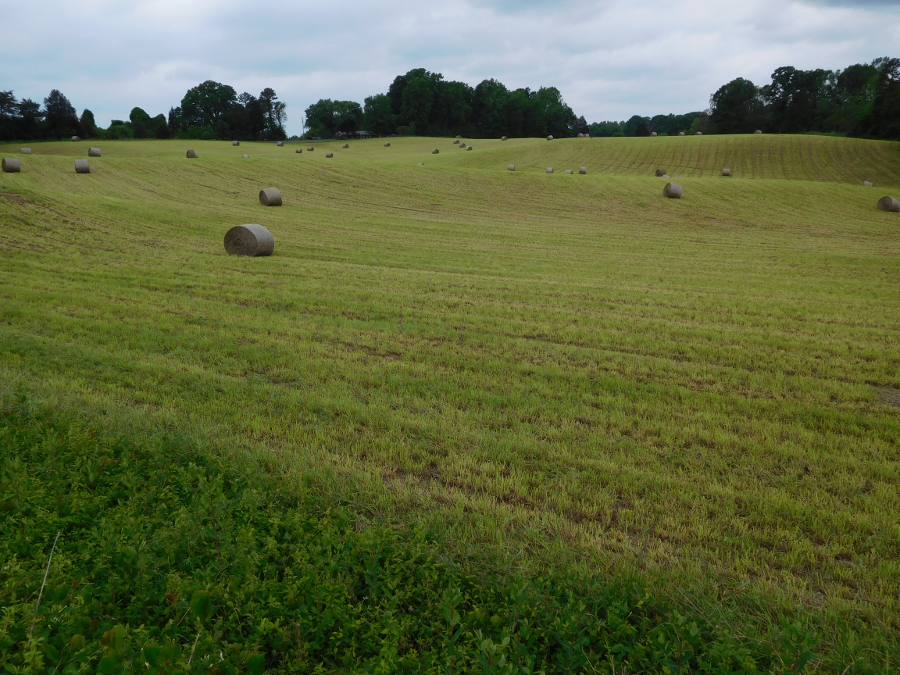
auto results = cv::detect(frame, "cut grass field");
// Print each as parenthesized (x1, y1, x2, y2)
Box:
(1, 135, 899, 668)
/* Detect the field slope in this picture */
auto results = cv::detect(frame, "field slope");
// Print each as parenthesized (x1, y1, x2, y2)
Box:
(1, 135, 899, 666)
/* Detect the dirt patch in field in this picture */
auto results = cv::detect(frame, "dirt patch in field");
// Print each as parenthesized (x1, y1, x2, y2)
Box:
(1, 192, 34, 206)
(877, 387, 900, 407)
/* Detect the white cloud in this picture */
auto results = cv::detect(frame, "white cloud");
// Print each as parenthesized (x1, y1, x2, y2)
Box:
(2, 0, 898, 134)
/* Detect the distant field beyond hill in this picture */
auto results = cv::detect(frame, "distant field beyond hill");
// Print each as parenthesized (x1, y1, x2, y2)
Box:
(2, 135, 899, 668)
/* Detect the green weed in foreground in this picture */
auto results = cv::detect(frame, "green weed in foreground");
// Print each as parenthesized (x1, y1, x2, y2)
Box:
(0, 394, 821, 674)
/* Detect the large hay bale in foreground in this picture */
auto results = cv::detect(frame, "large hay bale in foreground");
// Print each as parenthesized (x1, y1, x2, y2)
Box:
(579, 167, 587, 174)
(71, 136, 81, 142)
(21, 148, 32, 154)
(2, 158, 21, 173)
(432, 149, 439, 154)
(722, 168, 731, 177)
(224, 224, 274, 256)
(233, 141, 240, 146)
(186, 150, 199, 158)
(258, 187, 282, 206)
(663, 183, 682, 199)
(466, 145, 472, 151)
(863, 181, 873, 187)
(88, 147, 101, 157)
(877, 196, 900, 212)
(547, 135, 554, 141)
(343, 144, 349, 148)
(508, 165, 515, 171)
(546, 167, 553, 173)
(74, 159, 90, 174)
(655, 168, 667, 177)
(277, 141, 284, 147)
(326, 152, 333, 158)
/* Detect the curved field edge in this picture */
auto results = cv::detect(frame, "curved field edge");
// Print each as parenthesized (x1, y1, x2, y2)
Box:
(0, 394, 833, 674)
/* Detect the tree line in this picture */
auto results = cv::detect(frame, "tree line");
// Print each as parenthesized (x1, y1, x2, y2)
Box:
(0, 81, 287, 142)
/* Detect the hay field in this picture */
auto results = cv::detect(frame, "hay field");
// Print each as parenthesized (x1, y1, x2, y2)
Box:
(1, 135, 899, 653)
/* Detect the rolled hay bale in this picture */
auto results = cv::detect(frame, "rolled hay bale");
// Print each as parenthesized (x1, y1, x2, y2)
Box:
(432, 149, 439, 154)
(722, 168, 731, 177)
(876, 196, 900, 212)
(307, 146, 314, 151)
(546, 167, 554, 173)
(242, 154, 249, 159)
(326, 152, 334, 158)
(663, 182, 683, 199)
(342, 144, 349, 149)
(501, 136, 508, 141)
(186, 150, 199, 158)
(74, 159, 90, 174)
(755, 130, 762, 134)
(384, 142, 391, 147)
(564, 170, 573, 174)
(651, 132, 658, 137)
(259, 187, 282, 206)
(224, 224, 274, 257)
(453, 139, 460, 144)
(21, 148, 32, 154)
(233, 141, 240, 146)
(277, 141, 284, 147)
(655, 168, 667, 177)
(466, 145, 472, 151)
(88, 147, 101, 157)
(678, 132, 685, 136)
(295, 148, 303, 153)
(579, 167, 587, 174)
(508, 165, 515, 171)
(459, 143, 466, 149)
(456, 135, 461, 139)
(2, 158, 22, 173)
(547, 135, 554, 141)
(863, 181, 873, 187)
(71, 136, 81, 142)
(695, 131, 703, 136)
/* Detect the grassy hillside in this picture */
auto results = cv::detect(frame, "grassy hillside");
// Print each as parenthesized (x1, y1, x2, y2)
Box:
(1, 136, 899, 669)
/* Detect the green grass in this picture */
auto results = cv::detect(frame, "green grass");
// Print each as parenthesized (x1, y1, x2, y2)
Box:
(1, 135, 899, 669)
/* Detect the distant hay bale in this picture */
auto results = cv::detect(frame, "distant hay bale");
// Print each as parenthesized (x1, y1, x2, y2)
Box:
(384, 142, 390, 147)
(466, 145, 472, 151)
(863, 181, 873, 187)
(576, 133, 583, 138)
(21, 148, 32, 154)
(651, 132, 658, 137)
(679, 132, 685, 136)
(71, 136, 81, 142)
(508, 165, 515, 171)
(695, 132, 703, 136)
(655, 168, 667, 177)
(186, 150, 199, 158)
(296, 148, 303, 153)
(722, 168, 731, 177)
(546, 135, 554, 141)
(258, 187, 282, 206)
(224, 224, 274, 257)
(242, 154, 249, 158)
(877, 196, 900, 212)
(501, 136, 508, 140)
(307, 146, 314, 151)
(456, 135, 461, 139)
(579, 167, 587, 174)
(88, 147, 101, 157)
(459, 143, 466, 149)
(564, 170, 573, 174)
(277, 141, 284, 147)
(233, 141, 240, 146)
(755, 130, 762, 134)
(343, 144, 349, 148)
(2, 158, 21, 173)
(326, 152, 333, 158)
(432, 149, 439, 154)
(74, 159, 90, 174)
(454, 139, 460, 144)
(546, 167, 553, 173)
(663, 182, 682, 199)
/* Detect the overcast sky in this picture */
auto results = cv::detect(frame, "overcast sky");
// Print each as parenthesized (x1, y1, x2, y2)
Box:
(3, 0, 899, 135)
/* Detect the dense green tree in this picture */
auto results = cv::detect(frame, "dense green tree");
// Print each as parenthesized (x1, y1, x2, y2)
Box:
(129, 107, 152, 138)
(44, 89, 79, 138)
(363, 94, 395, 135)
(473, 79, 509, 137)
(861, 57, 900, 140)
(762, 67, 831, 133)
(180, 81, 237, 130)
(305, 99, 362, 137)
(259, 87, 287, 140)
(624, 115, 649, 137)
(79, 109, 97, 137)
(709, 78, 765, 133)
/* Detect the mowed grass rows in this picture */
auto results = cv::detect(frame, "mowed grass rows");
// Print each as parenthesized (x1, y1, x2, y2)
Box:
(1, 137, 899, 654)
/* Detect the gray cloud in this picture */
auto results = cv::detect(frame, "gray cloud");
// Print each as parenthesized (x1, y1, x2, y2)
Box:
(1, 0, 898, 135)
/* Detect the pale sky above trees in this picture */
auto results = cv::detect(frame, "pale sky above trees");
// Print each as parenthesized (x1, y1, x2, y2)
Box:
(3, 0, 898, 135)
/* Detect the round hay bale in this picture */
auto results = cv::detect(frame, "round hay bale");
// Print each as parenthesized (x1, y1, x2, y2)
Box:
(21, 148, 32, 154)
(74, 159, 90, 174)
(663, 183, 682, 199)
(456, 135, 461, 139)
(71, 136, 81, 142)
(296, 148, 303, 153)
(88, 147, 101, 157)
(459, 143, 466, 149)
(326, 152, 333, 158)
(564, 170, 573, 174)
(466, 145, 472, 151)
(2, 158, 21, 173)
(579, 167, 587, 174)
(876, 196, 900, 212)
(384, 142, 390, 147)
(242, 154, 249, 158)
(695, 131, 703, 136)
(224, 224, 274, 257)
(307, 146, 314, 151)
(576, 133, 583, 138)
(342, 144, 349, 148)
(755, 130, 762, 134)
(258, 187, 282, 206)
(508, 165, 515, 171)
(501, 136, 508, 141)
(186, 150, 199, 158)
(233, 141, 240, 146)
(655, 168, 667, 177)
(277, 141, 284, 147)
(432, 149, 439, 154)
(547, 135, 554, 141)
(722, 168, 731, 177)
(863, 181, 873, 187)
(546, 167, 554, 173)
(678, 132, 685, 136)
(651, 132, 658, 137)
(454, 139, 460, 144)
